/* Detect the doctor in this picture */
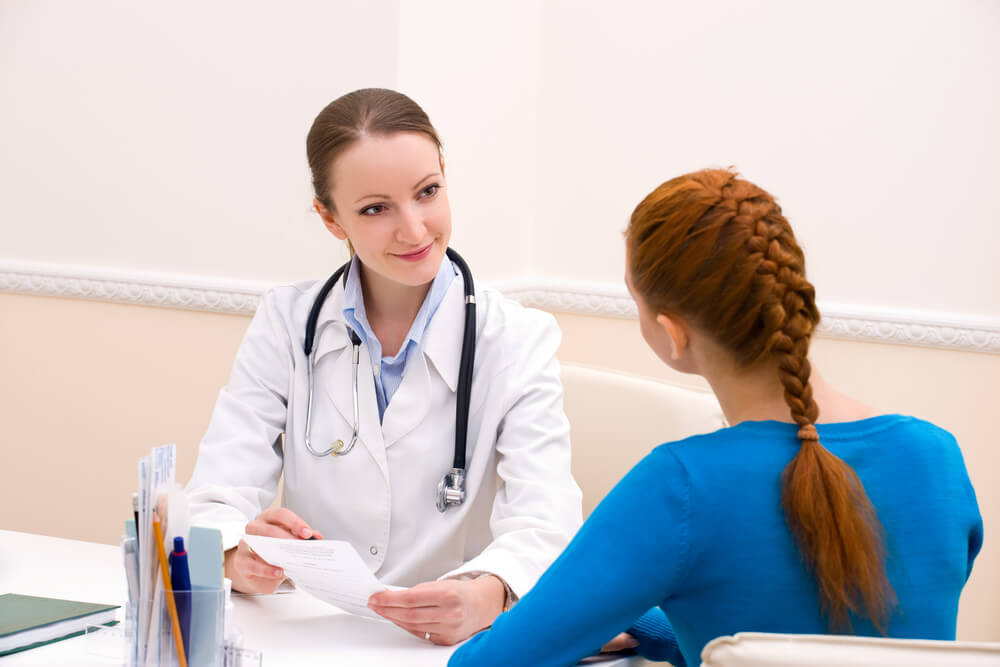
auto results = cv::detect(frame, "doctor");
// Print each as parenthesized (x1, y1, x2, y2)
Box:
(185, 88, 582, 645)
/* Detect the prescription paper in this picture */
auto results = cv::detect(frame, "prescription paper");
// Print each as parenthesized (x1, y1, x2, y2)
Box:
(242, 536, 402, 618)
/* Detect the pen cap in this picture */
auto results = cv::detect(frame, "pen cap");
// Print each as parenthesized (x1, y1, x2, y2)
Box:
(172, 536, 185, 555)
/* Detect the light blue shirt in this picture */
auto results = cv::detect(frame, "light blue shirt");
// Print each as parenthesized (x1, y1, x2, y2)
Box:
(342, 256, 456, 421)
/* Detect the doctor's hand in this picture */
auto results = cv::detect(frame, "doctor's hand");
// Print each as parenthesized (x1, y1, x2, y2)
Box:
(367, 576, 506, 646)
(225, 508, 324, 594)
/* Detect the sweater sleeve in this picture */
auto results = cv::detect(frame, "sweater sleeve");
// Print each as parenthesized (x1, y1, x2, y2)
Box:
(449, 446, 691, 667)
(627, 606, 680, 662)
(963, 468, 984, 582)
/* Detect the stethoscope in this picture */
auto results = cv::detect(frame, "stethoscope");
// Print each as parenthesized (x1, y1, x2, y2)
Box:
(301, 247, 476, 513)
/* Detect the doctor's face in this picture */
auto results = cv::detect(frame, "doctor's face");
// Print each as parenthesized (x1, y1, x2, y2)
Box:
(320, 132, 451, 289)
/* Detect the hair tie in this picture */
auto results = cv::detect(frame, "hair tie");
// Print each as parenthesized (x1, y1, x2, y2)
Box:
(797, 424, 820, 442)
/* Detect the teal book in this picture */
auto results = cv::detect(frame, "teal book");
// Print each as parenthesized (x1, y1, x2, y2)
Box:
(0, 593, 119, 656)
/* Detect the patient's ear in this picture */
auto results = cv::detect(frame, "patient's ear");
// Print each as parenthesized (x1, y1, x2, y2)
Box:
(656, 313, 691, 364)
(314, 199, 348, 240)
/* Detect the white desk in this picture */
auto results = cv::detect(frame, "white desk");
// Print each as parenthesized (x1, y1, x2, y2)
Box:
(0, 530, 645, 666)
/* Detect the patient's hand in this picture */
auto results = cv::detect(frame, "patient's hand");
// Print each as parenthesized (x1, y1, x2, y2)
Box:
(601, 632, 639, 653)
(367, 577, 505, 646)
(226, 508, 324, 594)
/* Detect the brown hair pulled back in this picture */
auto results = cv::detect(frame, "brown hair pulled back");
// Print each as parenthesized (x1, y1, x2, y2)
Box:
(306, 88, 442, 211)
(625, 168, 895, 631)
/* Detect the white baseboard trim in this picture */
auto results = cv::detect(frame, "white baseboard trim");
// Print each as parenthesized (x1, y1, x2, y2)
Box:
(2, 261, 998, 354)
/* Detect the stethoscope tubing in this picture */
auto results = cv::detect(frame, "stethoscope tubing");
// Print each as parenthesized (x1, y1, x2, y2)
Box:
(301, 247, 476, 476)
(450, 250, 476, 471)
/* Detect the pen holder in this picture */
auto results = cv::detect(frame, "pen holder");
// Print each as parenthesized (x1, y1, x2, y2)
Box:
(128, 587, 225, 667)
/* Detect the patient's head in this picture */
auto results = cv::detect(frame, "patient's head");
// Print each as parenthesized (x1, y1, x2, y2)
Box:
(625, 168, 819, 422)
(625, 169, 894, 632)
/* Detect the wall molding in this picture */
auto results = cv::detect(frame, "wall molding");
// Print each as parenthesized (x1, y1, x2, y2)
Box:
(493, 278, 1000, 354)
(0, 261, 269, 315)
(2, 261, 999, 354)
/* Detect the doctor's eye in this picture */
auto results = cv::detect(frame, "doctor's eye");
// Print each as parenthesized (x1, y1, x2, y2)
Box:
(418, 184, 440, 199)
(359, 204, 387, 217)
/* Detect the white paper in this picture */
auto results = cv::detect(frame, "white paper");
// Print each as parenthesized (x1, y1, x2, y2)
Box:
(243, 536, 403, 618)
(136, 443, 177, 665)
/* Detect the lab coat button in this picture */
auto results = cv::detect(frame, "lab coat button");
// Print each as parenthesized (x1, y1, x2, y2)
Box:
(370, 546, 378, 555)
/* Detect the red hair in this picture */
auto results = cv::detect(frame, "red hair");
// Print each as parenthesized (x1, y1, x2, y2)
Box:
(625, 168, 895, 631)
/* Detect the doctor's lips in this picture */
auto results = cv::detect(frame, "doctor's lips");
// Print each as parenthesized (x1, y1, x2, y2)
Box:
(392, 243, 433, 262)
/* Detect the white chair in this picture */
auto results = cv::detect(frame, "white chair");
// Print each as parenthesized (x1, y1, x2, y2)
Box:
(699, 632, 1000, 666)
(560, 362, 726, 516)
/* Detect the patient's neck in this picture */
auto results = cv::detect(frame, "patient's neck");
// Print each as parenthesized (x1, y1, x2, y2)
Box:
(698, 350, 875, 427)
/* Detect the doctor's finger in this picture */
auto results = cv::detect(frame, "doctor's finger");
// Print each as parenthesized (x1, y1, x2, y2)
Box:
(392, 620, 452, 645)
(234, 542, 284, 579)
(238, 572, 286, 595)
(370, 583, 457, 608)
(245, 521, 300, 540)
(371, 603, 448, 625)
(255, 507, 320, 539)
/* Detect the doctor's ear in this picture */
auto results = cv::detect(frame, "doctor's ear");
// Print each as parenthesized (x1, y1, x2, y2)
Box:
(314, 198, 348, 240)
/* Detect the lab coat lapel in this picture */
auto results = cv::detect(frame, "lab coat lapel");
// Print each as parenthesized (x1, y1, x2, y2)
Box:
(311, 281, 349, 363)
(380, 275, 467, 448)
(381, 353, 431, 449)
(321, 342, 388, 474)
(314, 282, 388, 476)
(421, 275, 465, 394)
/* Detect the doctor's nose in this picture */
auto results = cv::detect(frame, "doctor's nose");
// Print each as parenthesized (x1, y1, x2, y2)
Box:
(395, 205, 427, 243)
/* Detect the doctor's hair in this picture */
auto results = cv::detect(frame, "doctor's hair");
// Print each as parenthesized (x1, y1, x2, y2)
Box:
(306, 88, 442, 211)
(625, 168, 895, 632)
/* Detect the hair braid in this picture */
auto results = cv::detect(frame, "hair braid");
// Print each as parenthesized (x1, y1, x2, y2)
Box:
(746, 214, 820, 429)
(626, 168, 896, 633)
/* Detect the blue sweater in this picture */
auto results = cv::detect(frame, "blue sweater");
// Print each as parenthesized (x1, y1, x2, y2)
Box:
(449, 416, 983, 667)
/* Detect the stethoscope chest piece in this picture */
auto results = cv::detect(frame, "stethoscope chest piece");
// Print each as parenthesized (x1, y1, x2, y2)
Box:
(436, 467, 466, 513)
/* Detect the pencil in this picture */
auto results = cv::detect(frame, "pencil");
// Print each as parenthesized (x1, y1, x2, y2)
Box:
(152, 511, 188, 667)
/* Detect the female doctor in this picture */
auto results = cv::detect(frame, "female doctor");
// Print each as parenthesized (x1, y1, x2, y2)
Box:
(185, 88, 583, 645)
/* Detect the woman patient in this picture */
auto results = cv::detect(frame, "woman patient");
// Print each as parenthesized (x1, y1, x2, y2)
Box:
(449, 168, 983, 666)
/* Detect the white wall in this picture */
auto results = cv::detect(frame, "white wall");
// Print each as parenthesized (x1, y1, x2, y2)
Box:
(532, 0, 1000, 319)
(2, 1, 997, 325)
(0, 0, 399, 284)
(396, 0, 539, 281)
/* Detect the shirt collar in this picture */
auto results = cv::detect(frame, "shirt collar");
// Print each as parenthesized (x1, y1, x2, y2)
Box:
(342, 255, 457, 362)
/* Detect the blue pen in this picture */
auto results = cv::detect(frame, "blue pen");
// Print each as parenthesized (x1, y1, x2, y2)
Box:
(169, 536, 192, 658)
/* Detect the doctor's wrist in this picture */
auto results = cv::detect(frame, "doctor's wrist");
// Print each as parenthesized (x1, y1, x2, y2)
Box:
(468, 574, 507, 629)
(469, 573, 514, 629)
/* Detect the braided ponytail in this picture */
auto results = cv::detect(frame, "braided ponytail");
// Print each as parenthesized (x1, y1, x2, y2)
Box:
(626, 169, 895, 631)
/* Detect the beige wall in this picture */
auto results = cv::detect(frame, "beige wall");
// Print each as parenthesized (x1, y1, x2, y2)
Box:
(0, 292, 996, 640)
(0, 293, 248, 544)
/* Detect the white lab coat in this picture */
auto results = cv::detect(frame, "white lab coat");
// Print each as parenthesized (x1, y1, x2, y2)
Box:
(186, 271, 583, 596)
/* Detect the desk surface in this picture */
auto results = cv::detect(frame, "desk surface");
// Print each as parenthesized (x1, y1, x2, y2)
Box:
(0, 530, 644, 666)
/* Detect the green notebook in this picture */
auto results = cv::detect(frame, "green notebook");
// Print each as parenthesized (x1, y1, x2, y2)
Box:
(0, 593, 119, 656)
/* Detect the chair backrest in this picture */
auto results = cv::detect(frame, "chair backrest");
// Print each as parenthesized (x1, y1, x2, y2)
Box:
(560, 362, 727, 516)
(700, 632, 1000, 666)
